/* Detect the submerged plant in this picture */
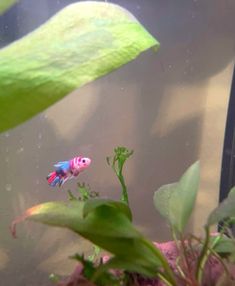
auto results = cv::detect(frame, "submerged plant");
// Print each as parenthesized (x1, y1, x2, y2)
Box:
(11, 148, 235, 286)
(67, 182, 99, 202)
(153, 163, 235, 285)
(106, 147, 134, 205)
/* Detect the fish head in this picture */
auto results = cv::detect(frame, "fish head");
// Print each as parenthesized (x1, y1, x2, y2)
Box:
(79, 157, 91, 170)
(71, 156, 91, 172)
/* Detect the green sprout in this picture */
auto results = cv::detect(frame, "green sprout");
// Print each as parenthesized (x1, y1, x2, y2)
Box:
(48, 273, 60, 284)
(106, 147, 133, 205)
(67, 182, 99, 202)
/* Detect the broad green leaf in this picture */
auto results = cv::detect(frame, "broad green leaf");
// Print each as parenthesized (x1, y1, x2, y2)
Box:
(11, 200, 138, 241)
(153, 161, 200, 233)
(207, 186, 235, 226)
(11, 199, 164, 277)
(83, 198, 132, 221)
(153, 183, 177, 224)
(0, 1, 159, 132)
(0, 0, 17, 15)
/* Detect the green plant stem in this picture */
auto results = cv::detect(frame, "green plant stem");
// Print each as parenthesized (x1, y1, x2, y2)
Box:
(113, 165, 129, 205)
(157, 273, 175, 286)
(180, 234, 199, 286)
(118, 170, 129, 205)
(172, 230, 189, 283)
(195, 226, 210, 283)
(204, 244, 230, 277)
(142, 239, 178, 286)
(191, 234, 230, 278)
(172, 231, 199, 286)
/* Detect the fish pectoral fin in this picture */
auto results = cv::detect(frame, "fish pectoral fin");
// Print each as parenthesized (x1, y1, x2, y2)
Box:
(59, 176, 69, 186)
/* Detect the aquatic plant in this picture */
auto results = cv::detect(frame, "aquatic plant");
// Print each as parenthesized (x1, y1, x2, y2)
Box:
(11, 147, 235, 286)
(2, 1, 234, 285)
(0, 1, 159, 132)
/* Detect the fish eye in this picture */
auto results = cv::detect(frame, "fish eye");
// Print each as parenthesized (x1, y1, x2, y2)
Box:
(82, 159, 86, 163)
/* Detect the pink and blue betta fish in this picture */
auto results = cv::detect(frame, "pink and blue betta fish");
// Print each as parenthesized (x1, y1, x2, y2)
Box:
(47, 156, 91, 187)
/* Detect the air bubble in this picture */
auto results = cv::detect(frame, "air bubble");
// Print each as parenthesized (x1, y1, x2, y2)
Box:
(17, 147, 24, 154)
(5, 184, 12, 192)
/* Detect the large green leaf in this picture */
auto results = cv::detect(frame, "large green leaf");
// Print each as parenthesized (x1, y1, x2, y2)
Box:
(0, 1, 159, 132)
(153, 161, 200, 234)
(0, 0, 17, 15)
(11, 199, 165, 278)
(207, 187, 235, 226)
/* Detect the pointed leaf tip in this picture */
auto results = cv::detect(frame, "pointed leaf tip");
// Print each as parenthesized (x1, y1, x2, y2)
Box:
(10, 204, 50, 238)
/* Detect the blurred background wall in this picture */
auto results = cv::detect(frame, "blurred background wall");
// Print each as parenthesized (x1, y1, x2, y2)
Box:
(0, 0, 234, 285)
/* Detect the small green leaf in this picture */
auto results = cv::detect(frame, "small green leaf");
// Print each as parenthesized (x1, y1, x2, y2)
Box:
(212, 236, 235, 257)
(49, 273, 60, 283)
(71, 253, 96, 280)
(0, 1, 159, 132)
(207, 187, 235, 226)
(154, 161, 200, 233)
(88, 245, 101, 262)
(95, 256, 157, 278)
(67, 189, 78, 201)
(0, 0, 17, 15)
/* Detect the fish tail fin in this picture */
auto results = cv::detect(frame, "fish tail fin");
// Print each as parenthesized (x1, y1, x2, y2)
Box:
(47, 171, 61, 187)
